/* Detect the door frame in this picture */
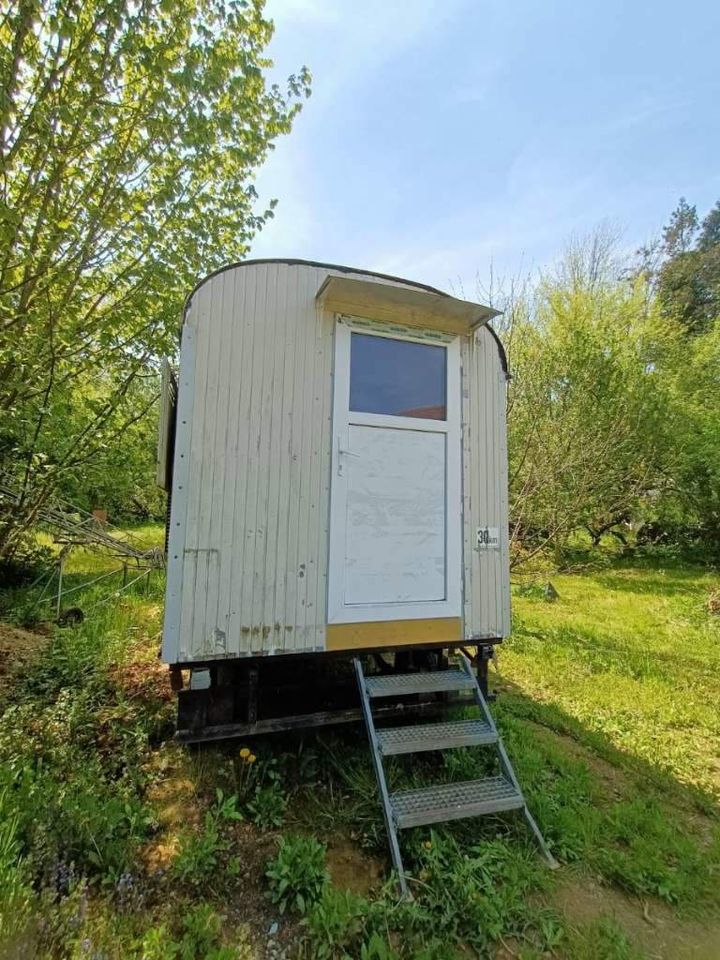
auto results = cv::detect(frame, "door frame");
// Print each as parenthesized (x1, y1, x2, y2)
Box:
(327, 316, 462, 624)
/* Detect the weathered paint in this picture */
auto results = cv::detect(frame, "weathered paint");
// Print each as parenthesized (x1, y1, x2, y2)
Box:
(344, 425, 446, 604)
(162, 261, 510, 663)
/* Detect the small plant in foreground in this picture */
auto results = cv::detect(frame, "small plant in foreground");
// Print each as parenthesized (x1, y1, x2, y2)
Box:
(172, 789, 243, 889)
(233, 748, 288, 827)
(247, 781, 287, 828)
(138, 904, 245, 960)
(266, 834, 329, 915)
(303, 886, 369, 959)
(172, 813, 225, 888)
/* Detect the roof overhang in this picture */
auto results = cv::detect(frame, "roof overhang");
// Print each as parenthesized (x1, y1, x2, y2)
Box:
(316, 275, 499, 336)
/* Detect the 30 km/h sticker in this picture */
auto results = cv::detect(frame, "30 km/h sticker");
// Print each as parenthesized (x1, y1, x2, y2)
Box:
(476, 527, 500, 550)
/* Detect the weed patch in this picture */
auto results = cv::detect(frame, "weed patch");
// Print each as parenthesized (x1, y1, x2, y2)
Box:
(266, 834, 329, 915)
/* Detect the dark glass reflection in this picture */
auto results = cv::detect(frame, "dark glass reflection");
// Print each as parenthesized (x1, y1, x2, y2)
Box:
(349, 332, 447, 420)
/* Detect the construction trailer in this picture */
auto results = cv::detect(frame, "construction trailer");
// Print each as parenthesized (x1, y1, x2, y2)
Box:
(158, 258, 555, 889)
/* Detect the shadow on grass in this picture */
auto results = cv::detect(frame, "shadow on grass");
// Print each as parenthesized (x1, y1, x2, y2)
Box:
(496, 680, 720, 818)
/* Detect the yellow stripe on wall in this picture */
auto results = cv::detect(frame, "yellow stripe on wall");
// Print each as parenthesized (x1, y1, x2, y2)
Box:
(326, 618, 462, 652)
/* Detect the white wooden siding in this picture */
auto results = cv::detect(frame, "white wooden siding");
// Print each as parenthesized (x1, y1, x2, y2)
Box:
(462, 325, 511, 639)
(162, 262, 510, 663)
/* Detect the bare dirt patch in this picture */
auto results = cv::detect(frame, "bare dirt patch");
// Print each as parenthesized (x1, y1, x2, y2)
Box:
(0, 620, 50, 692)
(556, 875, 720, 960)
(107, 636, 172, 706)
(326, 835, 384, 896)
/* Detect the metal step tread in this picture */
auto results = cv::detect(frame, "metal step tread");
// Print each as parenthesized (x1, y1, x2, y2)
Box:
(364, 669, 476, 698)
(377, 718, 497, 755)
(390, 775, 523, 829)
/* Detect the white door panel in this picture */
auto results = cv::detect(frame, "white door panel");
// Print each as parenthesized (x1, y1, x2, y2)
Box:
(328, 320, 461, 624)
(345, 426, 446, 605)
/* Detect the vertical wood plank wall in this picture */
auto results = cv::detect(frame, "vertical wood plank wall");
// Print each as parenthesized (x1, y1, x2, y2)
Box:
(163, 262, 511, 663)
(461, 327, 512, 639)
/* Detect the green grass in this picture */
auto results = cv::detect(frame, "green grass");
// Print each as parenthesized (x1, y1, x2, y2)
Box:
(1, 531, 719, 959)
(506, 561, 720, 797)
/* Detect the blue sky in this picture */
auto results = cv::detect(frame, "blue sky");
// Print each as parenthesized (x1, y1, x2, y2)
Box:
(250, 0, 720, 295)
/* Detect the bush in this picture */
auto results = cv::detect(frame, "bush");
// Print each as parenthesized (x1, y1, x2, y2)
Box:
(0, 540, 54, 589)
(266, 835, 329, 915)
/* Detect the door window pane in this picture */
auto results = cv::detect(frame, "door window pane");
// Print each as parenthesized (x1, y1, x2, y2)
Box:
(349, 332, 446, 420)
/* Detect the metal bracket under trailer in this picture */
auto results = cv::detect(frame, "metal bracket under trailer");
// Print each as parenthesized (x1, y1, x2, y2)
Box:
(354, 653, 558, 897)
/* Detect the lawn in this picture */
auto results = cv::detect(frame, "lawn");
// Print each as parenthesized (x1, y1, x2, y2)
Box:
(0, 530, 718, 959)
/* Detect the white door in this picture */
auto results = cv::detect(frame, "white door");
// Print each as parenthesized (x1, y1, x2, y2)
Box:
(328, 320, 461, 624)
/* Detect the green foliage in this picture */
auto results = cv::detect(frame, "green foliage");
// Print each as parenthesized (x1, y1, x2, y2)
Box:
(397, 834, 558, 955)
(302, 886, 369, 959)
(660, 317, 720, 553)
(0, 538, 54, 589)
(0, 578, 165, 896)
(232, 748, 288, 827)
(54, 377, 168, 522)
(593, 798, 709, 903)
(247, 781, 288, 828)
(172, 790, 243, 889)
(0, 0, 311, 557)
(137, 905, 241, 960)
(266, 834, 329, 915)
(0, 696, 155, 883)
(2, 524, 719, 958)
(357, 933, 401, 960)
(503, 229, 682, 566)
(492, 208, 720, 565)
(654, 198, 720, 334)
(0, 803, 34, 946)
(562, 917, 644, 960)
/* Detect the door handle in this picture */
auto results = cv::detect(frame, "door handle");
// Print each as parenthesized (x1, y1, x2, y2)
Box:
(336, 436, 359, 476)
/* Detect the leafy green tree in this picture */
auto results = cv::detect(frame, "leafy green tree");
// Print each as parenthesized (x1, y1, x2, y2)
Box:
(502, 232, 680, 566)
(655, 198, 720, 334)
(0, 0, 310, 558)
(54, 372, 166, 521)
(659, 318, 720, 553)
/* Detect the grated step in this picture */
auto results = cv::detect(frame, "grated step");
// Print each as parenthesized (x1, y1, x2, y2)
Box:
(390, 776, 523, 829)
(377, 719, 497, 756)
(364, 669, 476, 698)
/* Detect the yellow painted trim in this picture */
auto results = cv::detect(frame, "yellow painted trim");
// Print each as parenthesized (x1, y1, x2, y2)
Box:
(326, 618, 462, 652)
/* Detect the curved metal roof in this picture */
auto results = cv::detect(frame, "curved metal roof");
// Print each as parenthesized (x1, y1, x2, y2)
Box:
(183, 257, 508, 374)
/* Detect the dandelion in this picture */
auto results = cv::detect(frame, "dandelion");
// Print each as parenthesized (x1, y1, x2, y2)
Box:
(239, 747, 250, 759)
(423, 840, 432, 850)
(248, 754, 257, 764)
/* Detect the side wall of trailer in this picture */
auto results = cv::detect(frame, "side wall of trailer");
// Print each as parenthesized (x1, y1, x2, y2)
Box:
(162, 262, 510, 664)
(462, 327, 512, 640)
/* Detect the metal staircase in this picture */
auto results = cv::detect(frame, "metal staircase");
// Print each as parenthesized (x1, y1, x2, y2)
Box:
(354, 653, 558, 896)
